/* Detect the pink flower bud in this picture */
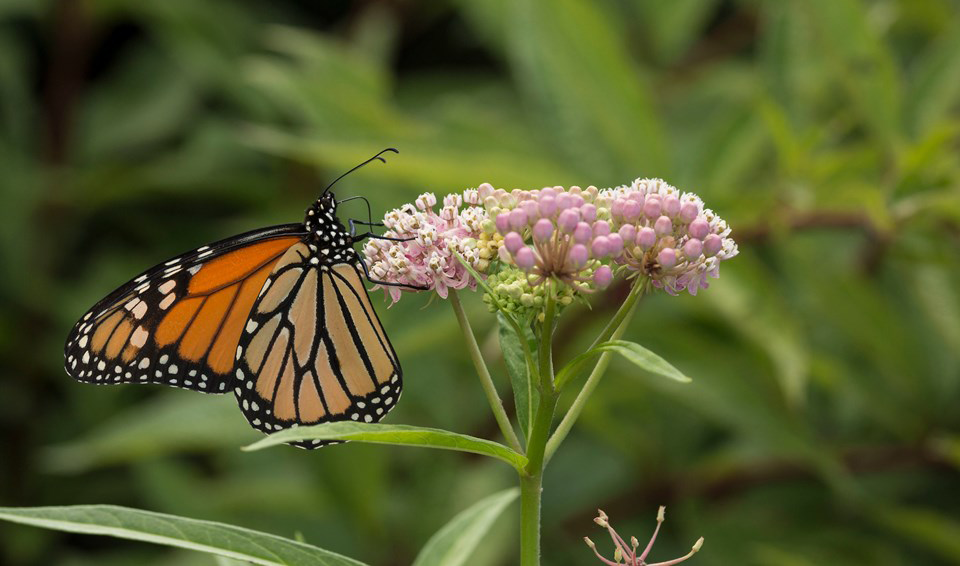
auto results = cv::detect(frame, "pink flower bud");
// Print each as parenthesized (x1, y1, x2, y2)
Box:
(495, 212, 510, 234)
(618, 224, 636, 243)
(683, 238, 703, 258)
(538, 196, 557, 217)
(703, 233, 722, 256)
(533, 218, 554, 242)
(539, 187, 556, 199)
(663, 195, 681, 217)
(514, 246, 535, 269)
(521, 200, 539, 222)
(637, 227, 657, 250)
(658, 247, 677, 269)
(556, 192, 573, 210)
(654, 215, 673, 236)
(593, 220, 611, 237)
(607, 233, 624, 256)
(592, 236, 611, 257)
(558, 208, 580, 233)
(477, 182, 494, 200)
(593, 265, 613, 289)
(573, 222, 592, 244)
(571, 194, 585, 208)
(580, 203, 597, 223)
(643, 196, 662, 219)
(504, 231, 524, 254)
(611, 199, 624, 219)
(569, 244, 588, 268)
(509, 208, 528, 230)
(622, 199, 642, 221)
(688, 217, 709, 240)
(498, 245, 511, 262)
(679, 202, 699, 223)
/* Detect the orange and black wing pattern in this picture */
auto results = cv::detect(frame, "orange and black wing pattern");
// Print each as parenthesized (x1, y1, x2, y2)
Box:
(64, 225, 306, 394)
(234, 243, 402, 448)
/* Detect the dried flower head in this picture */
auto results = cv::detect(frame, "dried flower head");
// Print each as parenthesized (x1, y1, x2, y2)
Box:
(586, 507, 703, 566)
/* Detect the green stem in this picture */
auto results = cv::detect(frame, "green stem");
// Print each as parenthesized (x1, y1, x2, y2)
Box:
(553, 278, 648, 393)
(519, 281, 559, 566)
(543, 280, 647, 465)
(448, 289, 523, 453)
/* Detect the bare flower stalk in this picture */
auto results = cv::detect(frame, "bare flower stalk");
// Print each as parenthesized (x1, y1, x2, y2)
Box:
(586, 508, 704, 566)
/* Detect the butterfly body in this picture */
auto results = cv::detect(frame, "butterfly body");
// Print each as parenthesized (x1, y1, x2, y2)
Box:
(65, 189, 401, 448)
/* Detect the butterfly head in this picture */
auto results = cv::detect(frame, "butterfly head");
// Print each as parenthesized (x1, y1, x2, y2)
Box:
(304, 194, 355, 262)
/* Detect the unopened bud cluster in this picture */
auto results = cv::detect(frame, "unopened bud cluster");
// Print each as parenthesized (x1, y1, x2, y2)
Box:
(484, 178, 737, 297)
(482, 266, 582, 321)
(482, 183, 616, 292)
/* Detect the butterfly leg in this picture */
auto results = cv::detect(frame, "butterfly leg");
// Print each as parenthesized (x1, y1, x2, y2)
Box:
(348, 219, 414, 243)
(357, 257, 429, 290)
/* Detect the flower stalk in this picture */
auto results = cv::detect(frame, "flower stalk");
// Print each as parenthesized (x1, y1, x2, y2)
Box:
(448, 289, 523, 452)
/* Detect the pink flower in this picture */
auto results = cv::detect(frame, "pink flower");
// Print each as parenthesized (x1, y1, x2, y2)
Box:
(600, 178, 738, 296)
(363, 190, 499, 304)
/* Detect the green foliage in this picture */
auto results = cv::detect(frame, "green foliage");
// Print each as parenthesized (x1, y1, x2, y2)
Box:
(1, 0, 959, 565)
(412, 488, 519, 566)
(498, 314, 537, 441)
(0, 505, 366, 566)
(244, 423, 528, 472)
(555, 339, 691, 390)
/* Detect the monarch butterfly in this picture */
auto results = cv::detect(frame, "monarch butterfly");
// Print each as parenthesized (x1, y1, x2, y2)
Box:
(64, 149, 411, 448)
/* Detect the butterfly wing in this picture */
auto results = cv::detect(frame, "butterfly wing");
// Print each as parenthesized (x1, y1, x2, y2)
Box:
(64, 224, 307, 393)
(234, 242, 402, 448)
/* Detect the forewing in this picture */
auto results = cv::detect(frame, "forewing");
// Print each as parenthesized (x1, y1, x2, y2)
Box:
(234, 247, 401, 449)
(64, 225, 306, 393)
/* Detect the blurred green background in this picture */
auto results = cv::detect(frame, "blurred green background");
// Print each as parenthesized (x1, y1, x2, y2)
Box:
(2, 0, 960, 564)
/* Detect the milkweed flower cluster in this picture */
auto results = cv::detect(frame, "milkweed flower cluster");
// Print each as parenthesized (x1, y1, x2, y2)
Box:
(483, 183, 615, 292)
(598, 178, 738, 295)
(484, 178, 737, 296)
(363, 190, 499, 303)
(585, 508, 703, 566)
(362, 177, 736, 303)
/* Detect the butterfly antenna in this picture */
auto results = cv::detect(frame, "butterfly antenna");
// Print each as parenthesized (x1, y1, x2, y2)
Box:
(321, 148, 398, 197)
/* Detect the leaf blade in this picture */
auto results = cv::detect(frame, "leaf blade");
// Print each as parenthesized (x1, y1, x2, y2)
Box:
(0, 505, 366, 566)
(498, 314, 537, 441)
(412, 488, 519, 566)
(243, 422, 528, 471)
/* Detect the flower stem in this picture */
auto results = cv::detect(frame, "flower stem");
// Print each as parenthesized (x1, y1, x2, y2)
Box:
(543, 280, 647, 465)
(448, 289, 523, 453)
(519, 281, 559, 566)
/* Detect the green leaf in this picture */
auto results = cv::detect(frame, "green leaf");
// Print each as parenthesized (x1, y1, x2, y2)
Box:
(243, 422, 528, 472)
(0, 505, 366, 566)
(498, 314, 537, 441)
(412, 488, 519, 566)
(556, 340, 690, 389)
